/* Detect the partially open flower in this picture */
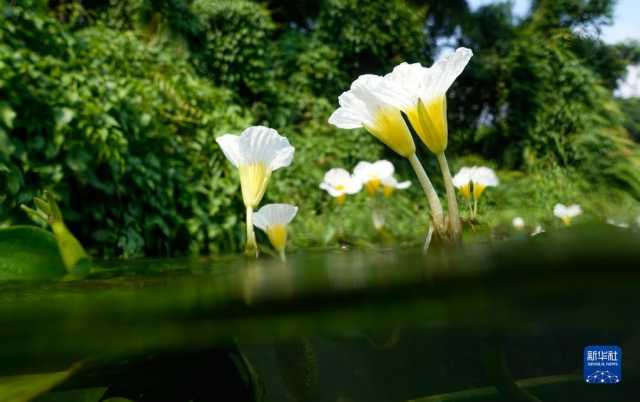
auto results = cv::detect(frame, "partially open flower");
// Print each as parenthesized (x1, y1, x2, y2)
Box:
(381, 175, 411, 197)
(320, 168, 362, 204)
(470, 167, 499, 199)
(382, 48, 473, 155)
(452, 166, 499, 200)
(553, 203, 582, 225)
(452, 167, 474, 200)
(512, 216, 525, 230)
(353, 160, 394, 195)
(329, 75, 416, 158)
(216, 126, 294, 209)
(253, 204, 298, 261)
(216, 126, 294, 256)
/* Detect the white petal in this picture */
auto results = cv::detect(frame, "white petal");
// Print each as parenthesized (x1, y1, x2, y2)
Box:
(472, 167, 499, 187)
(345, 177, 363, 194)
(323, 168, 352, 186)
(253, 203, 298, 230)
(372, 160, 395, 179)
(383, 62, 428, 105)
(452, 167, 473, 188)
(429, 47, 473, 97)
(553, 203, 568, 218)
(330, 74, 399, 129)
(216, 134, 242, 167)
(238, 126, 295, 171)
(567, 204, 582, 217)
(395, 180, 411, 189)
(328, 106, 364, 129)
(353, 161, 374, 182)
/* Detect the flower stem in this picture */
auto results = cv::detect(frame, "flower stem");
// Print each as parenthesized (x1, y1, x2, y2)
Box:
(408, 153, 445, 232)
(436, 152, 462, 240)
(245, 206, 258, 257)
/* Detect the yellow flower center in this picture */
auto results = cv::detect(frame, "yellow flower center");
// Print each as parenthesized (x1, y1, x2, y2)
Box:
(239, 163, 270, 208)
(561, 216, 571, 225)
(266, 224, 287, 253)
(365, 107, 416, 158)
(383, 185, 394, 198)
(459, 183, 472, 200)
(473, 182, 486, 200)
(406, 96, 448, 155)
(365, 178, 380, 195)
(336, 194, 346, 205)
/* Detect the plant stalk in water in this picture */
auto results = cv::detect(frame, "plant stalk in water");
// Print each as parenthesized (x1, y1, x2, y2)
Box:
(245, 207, 258, 257)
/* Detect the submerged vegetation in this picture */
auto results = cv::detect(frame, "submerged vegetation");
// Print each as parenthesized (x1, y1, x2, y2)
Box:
(1, 0, 639, 258)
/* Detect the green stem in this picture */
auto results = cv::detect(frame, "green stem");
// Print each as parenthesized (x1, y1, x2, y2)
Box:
(436, 152, 461, 240)
(245, 207, 258, 257)
(408, 153, 445, 233)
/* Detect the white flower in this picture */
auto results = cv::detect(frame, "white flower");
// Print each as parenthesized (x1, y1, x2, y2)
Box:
(452, 166, 499, 200)
(319, 168, 362, 204)
(532, 225, 545, 236)
(253, 203, 298, 258)
(452, 167, 474, 199)
(216, 126, 294, 208)
(353, 160, 395, 194)
(512, 216, 525, 230)
(553, 203, 582, 225)
(382, 48, 473, 154)
(328, 75, 416, 158)
(381, 175, 411, 197)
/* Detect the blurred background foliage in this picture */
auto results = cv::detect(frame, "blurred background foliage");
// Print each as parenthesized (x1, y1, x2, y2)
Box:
(1, 0, 639, 257)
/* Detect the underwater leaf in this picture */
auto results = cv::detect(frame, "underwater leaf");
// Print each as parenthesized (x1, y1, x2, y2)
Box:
(0, 369, 73, 402)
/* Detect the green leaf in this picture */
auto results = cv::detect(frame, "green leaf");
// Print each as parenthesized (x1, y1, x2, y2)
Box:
(0, 104, 16, 129)
(0, 369, 73, 402)
(54, 108, 75, 130)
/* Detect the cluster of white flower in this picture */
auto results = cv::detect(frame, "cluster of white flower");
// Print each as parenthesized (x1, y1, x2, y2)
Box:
(216, 126, 297, 260)
(452, 166, 499, 219)
(319, 160, 411, 204)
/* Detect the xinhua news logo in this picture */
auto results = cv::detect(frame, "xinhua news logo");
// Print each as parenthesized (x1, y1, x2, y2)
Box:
(584, 345, 621, 384)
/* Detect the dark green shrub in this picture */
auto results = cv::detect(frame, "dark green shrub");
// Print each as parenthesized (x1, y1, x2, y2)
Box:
(191, 0, 275, 98)
(0, 6, 252, 257)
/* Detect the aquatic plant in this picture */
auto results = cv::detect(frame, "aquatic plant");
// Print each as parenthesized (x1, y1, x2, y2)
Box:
(382, 48, 474, 240)
(452, 166, 499, 220)
(20, 191, 89, 272)
(253, 203, 298, 261)
(553, 203, 582, 225)
(328, 75, 445, 241)
(319, 168, 362, 205)
(216, 126, 295, 256)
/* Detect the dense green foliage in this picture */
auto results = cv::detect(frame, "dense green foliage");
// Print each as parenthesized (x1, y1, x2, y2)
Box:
(1, 0, 639, 257)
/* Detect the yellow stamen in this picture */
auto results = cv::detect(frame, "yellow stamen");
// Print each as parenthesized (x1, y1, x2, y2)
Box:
(365, 178, 381, 195)
(407, 96, 448, 155)
(239, 163, 270, 208)
(473, 182, 486, 200)
(383, 185, 394, 197)
(365, 107, 416, 158)
(459, 183, 472, 200)
(336, 194, 346, 205)
(561, 216, 571, 226)
(266, 224, 287, 254)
